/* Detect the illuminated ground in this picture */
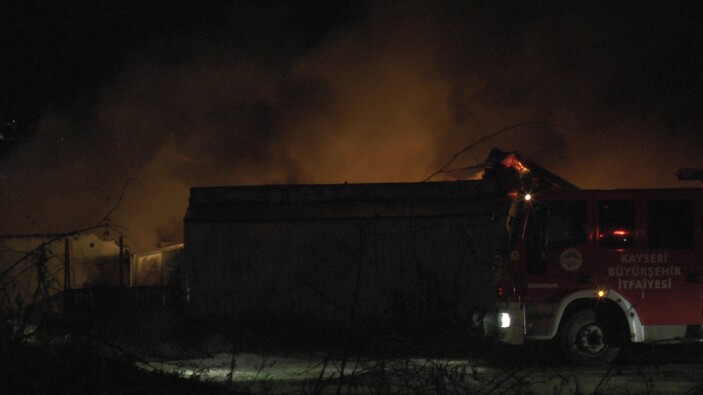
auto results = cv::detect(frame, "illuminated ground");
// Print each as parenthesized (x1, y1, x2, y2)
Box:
(59, 310, 703, 393)
(140, 346, 703, 394)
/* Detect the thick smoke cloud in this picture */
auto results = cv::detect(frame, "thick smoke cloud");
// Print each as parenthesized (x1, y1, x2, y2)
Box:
(2, 1, 702, 250)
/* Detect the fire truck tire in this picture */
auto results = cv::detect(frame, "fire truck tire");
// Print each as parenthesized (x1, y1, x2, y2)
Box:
(559, 309, 621, 365)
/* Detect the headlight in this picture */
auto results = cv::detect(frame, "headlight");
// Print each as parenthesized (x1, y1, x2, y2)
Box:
(499, 312, 511, 328)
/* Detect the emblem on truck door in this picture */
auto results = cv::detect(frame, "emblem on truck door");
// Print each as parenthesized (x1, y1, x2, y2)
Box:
(560, 248, 583, 271)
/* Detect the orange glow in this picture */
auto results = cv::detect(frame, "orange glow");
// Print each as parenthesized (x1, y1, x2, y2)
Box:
(501, 154, 530, 174)
(599, 229, 630, 238)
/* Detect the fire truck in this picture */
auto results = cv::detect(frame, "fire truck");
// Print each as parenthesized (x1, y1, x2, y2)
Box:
(487, 156, 703, 364)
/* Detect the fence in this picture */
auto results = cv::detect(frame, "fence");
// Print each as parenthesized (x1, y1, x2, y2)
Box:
(63, 286, 181, 315)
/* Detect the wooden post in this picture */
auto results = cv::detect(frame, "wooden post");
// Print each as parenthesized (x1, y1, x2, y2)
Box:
(64, 238, 71, 315)
(119, 235, 125, 286)
(64, 238, 71, 290)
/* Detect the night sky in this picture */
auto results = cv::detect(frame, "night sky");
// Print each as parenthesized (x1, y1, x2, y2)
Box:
(1, 1, 702, 249)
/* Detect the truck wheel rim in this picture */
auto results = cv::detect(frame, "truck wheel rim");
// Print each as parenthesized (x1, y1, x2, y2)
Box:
(576, 324, 606, 354)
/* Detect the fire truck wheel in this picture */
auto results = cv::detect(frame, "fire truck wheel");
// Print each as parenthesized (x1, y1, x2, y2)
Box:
(560, 309, 621, 365)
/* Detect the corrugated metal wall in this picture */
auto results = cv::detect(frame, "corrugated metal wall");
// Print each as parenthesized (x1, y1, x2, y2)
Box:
(185, 205, 505, 325)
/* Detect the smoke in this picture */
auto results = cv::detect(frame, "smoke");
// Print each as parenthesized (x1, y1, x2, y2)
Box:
(1, 1, 701, 250)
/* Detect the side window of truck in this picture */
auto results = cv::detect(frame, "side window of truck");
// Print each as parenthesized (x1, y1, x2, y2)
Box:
(527, 201, 587, 274)
(598, 200, 636, 249)
(647, 200, 695, 249)
(527, 204, 548, 274)
(545, 202, 587, 249)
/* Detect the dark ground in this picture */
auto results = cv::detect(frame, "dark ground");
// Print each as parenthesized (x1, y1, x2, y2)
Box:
(4, 306, 703, 394)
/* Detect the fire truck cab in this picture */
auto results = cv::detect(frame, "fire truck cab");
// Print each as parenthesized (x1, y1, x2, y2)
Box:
(491, 186, 703, 363)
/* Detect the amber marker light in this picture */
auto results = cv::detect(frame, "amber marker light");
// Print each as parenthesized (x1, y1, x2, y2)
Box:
(597, 289, 606, 298)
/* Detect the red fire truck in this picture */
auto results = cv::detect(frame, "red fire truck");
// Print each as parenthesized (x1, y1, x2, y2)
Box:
(487, 156, 703, 364)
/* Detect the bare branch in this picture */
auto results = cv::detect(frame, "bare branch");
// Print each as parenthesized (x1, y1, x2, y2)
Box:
(422, 121, 555, 182)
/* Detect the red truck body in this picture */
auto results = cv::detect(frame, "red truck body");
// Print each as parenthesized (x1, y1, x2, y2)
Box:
(491, 178, 703, 363)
